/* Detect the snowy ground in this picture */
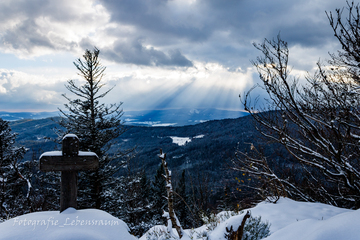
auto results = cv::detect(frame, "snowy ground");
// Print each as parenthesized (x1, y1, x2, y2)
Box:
(142, 198, 357, 240)
(0, 207, 136, 240)
(170, 136, 191, 146)
(170, 135, 205, 146)
(0, 198, 358, 240)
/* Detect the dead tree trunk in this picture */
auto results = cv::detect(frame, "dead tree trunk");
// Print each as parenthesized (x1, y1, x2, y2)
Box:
(226, 211, 251, 240)
(159, 149, 184, 239)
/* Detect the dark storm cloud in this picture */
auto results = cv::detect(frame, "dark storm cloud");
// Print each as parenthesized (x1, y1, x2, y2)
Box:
(99, 0, 212, 42)
(101, 39, 193, 67)
(94, 0, 345, 71)
(280, 20, 334, 47)
(99, 0, 339, 47)
(2, 19, 54, 51)
(0, 0, 347, 69)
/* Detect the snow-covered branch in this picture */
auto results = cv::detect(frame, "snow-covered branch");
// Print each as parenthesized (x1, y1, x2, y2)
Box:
(240, 30, 360, 206)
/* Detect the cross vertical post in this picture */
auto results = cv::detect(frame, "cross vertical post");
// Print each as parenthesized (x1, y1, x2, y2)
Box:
(60, 135, 79, 211)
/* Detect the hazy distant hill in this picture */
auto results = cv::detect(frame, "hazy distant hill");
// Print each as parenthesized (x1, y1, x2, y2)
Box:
(0, 111, 59, 121)
(123, 108, 249, 126)
(2, 108, 248, 126)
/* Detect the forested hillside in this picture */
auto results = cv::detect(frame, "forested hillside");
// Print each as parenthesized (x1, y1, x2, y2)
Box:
(9, 115, 287, 208)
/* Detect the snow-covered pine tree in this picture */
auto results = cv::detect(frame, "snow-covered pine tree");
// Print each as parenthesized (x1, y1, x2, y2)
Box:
(57, 47, 133, 210)
(174, 170, 192, 229)
(138, 172, 154, 223)
(0, 119, 28, 220)
(117, 170, 155, 237)
(23, 158, 60, 212)
(151, 164, 167, 225)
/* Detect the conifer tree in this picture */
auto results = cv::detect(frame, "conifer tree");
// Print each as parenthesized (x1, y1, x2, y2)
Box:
(138, 172, 154, 223)
(0, 119, 28, 220)
(151, 164, 167, 224)
(26, 159, 60, 212)
(118, 170, 154, 237)
(139, 172, 151, 202)
(175, 170, 192, 228)
(57, 47, 131, 209)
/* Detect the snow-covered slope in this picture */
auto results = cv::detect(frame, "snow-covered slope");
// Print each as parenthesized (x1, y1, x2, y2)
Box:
(0, 207, 136, 240)
(211, 198, 356, 240)
(142, 198, 356, 240)
(262, 203, 359, 240)
(242, 198, 352, 233)
(2, 198, 358, 240)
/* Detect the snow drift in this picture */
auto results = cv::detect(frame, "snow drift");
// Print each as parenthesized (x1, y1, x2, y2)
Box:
(1, 198, 359, 240)
(210, 198, 357, 240)
(0, 207, 136, 240)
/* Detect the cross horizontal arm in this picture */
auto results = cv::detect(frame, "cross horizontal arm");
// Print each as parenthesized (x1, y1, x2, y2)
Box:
(40, 151, 99, 172)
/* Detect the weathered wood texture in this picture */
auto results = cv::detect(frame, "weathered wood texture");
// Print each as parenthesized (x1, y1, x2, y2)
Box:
(159, 149, 184, 238)
(63, 134, 79, 156)
(61, 171, 78, 212)
(39, 134, 99, 212)
(40, 155, 99, 171)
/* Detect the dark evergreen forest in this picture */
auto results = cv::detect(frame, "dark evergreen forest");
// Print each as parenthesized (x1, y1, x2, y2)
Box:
(10, 114, 293, 204)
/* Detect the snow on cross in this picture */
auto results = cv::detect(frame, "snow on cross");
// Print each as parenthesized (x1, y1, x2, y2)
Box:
(39, 134, 99, 212)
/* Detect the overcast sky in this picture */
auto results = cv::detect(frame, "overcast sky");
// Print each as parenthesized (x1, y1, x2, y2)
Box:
(0, 0, 346, 112)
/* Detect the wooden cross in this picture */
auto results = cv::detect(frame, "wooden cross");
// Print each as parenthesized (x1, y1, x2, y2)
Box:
(39, 134, 99, 212)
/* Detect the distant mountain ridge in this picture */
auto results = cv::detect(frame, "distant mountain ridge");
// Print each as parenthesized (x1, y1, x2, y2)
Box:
(1, 108, 249, 126)
(124, 108, 249, 126)
(0, 111, 59, 121)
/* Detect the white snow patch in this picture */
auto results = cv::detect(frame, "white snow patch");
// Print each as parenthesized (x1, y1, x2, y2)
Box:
(36, 136, 45, 140)
(62, 134, 79, 140)
(130, 121, 161, 126)
(193, 134, 205, 139)
(124, 118, 137, 122)
(78, 151, 98, 157)
(208, 198, 352, 240)
(152, 123, 177, 127)
(264, 211, 360, 240)
(25, 178, 31, 198)
(261, 200, 359, 240)
(40, 151, 62, 158)
(0, 208, 136, 240)
(40, 151, 98, 158)
(170, 137, 191, 146)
